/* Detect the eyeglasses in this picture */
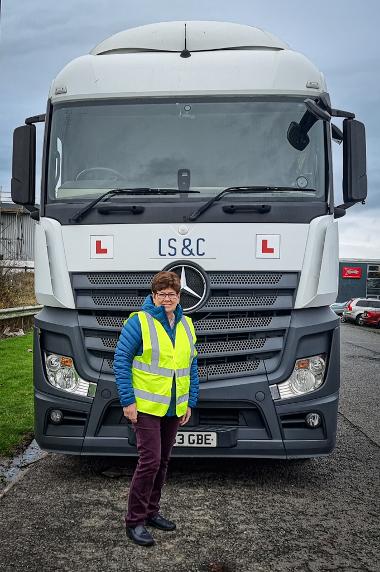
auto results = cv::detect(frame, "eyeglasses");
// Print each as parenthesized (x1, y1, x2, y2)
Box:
(155, 292, 179, 301)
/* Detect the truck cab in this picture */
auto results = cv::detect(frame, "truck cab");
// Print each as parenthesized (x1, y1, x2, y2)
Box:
(11, 21, 367, 458)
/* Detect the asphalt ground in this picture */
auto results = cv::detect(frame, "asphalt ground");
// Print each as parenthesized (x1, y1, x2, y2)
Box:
(0, 322, 379, 572)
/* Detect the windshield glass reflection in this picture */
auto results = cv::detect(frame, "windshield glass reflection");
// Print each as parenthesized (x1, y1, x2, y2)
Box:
(47, 99, 325, 202)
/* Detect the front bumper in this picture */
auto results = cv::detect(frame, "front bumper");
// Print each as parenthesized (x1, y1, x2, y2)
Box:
(33, 307, 340, 459)
(34, 383, 338, 458)
(363, 318, 380, 327)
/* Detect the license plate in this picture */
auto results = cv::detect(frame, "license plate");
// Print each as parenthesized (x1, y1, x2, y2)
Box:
(174, 431, 217, 447)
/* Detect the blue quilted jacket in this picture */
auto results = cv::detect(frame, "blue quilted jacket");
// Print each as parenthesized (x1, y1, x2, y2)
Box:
(113, 295, 199, 416)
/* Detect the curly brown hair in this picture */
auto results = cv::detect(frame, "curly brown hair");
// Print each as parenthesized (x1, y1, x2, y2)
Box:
(151, 271, 181, 294)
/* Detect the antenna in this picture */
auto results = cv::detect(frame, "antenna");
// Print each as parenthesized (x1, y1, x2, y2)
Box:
(180, 23, 191, 58)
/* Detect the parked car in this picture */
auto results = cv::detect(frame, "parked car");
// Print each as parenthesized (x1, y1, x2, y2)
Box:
(362, 309, 380, 328)
(342, 298, 380, 325)
(330, 301, 349, 315)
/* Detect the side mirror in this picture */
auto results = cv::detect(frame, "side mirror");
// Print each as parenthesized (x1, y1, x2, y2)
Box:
(287, 99, 331, 151)
(343, 119, 367, 203)
(11, 124, 36, 206)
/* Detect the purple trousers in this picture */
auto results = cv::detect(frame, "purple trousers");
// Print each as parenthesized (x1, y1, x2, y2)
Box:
(125, 412, 181, 527)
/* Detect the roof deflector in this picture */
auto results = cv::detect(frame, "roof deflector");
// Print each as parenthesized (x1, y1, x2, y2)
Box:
(90, 21, 288, 56)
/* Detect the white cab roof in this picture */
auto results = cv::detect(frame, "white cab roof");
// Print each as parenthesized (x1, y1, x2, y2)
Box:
(50, 21, 326, 101)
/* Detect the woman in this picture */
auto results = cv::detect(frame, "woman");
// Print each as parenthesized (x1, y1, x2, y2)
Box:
(114, 270, 199, 547)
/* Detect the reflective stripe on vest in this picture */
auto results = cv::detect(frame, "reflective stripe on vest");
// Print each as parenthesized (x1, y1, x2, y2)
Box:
(180, 317, 196, 363)
(177, 393, 189, 405)
(134, 388, 171, 405)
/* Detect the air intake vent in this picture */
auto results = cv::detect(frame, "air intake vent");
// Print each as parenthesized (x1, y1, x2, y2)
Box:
(199, 409, 240, 425)
(210, 272, 283, 285)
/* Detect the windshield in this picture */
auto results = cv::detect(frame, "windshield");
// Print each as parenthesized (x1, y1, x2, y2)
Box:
(47, 98, 326, 202)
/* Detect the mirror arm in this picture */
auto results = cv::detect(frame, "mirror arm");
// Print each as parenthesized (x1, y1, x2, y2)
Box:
(334, 200, 365, 219)
(29, 208, 40, 220)
(336, 201, 356, 210)
(330, 109, 355, 119)
(25, 114, 46, 125)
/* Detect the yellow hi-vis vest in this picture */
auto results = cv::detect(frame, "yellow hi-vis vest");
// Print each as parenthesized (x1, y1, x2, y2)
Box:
(130, 311, 197, 417)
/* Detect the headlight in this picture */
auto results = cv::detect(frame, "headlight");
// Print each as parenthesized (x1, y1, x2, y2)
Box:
(44, 352, 96, 398)
(271, 354, 326, 400)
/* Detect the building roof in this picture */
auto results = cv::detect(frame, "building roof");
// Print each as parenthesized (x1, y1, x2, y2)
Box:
(0, 202, 30, 214)
(340, 259, 380, 264)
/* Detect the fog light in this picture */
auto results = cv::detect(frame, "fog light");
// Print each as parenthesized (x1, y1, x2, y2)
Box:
(50, 409, 63, 424)
(305, 412, 321, 428)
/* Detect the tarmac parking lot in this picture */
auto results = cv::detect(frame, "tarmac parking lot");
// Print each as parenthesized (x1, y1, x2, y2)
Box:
(0, 322, 379, 572)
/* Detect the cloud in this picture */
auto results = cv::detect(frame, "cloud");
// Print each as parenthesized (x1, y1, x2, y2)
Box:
(339, 209, 380, 259)
(1, 0, 379, 230)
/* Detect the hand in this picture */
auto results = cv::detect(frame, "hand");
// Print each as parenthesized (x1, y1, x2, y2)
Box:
(123, 403, 138, 424)
(179, 407, 191, 426)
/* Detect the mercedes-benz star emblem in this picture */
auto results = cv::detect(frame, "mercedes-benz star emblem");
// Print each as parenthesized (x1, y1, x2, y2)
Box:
(162, 262, 208, 312)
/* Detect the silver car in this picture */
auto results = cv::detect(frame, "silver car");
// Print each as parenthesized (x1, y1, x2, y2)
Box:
(342, 298, 380, 325)
(330, 301, 348, 315)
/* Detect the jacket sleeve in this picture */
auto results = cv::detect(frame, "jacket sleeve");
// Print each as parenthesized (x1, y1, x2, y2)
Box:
(188, 356, 199, 408)
(188, 319, 199, 408)
(113, 315, 142, 407)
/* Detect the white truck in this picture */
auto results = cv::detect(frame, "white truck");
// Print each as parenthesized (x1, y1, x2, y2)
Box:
(11, 21, 367, 457)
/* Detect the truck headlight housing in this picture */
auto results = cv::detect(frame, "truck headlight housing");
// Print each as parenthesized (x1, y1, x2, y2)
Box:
(44, 353, 96, 398)
(271, 354, 326, 400)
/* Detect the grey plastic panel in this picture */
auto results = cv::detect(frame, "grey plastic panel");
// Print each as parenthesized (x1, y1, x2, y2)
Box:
(34, 309, 101, 384)
(202, 294, 293, 312)
(75, 292, 294, 312)
(45, 200, 328, 226)
(195, 336, 283, 358)
(195, 315, 290, 336)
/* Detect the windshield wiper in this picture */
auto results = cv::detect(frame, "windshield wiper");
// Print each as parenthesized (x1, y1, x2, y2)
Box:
(70, 187, 200, 223)
(188, 186, 316, 221)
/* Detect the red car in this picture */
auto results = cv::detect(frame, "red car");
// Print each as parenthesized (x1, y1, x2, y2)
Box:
(362, 310, 380, 328)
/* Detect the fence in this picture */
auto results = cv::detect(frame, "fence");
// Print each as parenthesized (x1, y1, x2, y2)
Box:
(0, 305, 42, 337)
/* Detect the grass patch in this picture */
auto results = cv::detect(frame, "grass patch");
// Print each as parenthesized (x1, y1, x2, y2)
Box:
(0, 333, 34, 456)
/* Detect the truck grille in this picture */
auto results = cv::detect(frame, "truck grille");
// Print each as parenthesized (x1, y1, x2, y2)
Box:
(72, 270, 297, 381)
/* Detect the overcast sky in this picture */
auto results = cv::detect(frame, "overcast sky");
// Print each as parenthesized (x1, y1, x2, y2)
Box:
(1, 0, 379, 259)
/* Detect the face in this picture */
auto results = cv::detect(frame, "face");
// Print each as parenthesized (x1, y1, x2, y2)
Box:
(152, 289, 180, 313)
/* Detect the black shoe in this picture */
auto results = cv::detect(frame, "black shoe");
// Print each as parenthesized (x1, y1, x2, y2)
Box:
(126, 524, 155, 546)
(146, 513, 176, 531)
